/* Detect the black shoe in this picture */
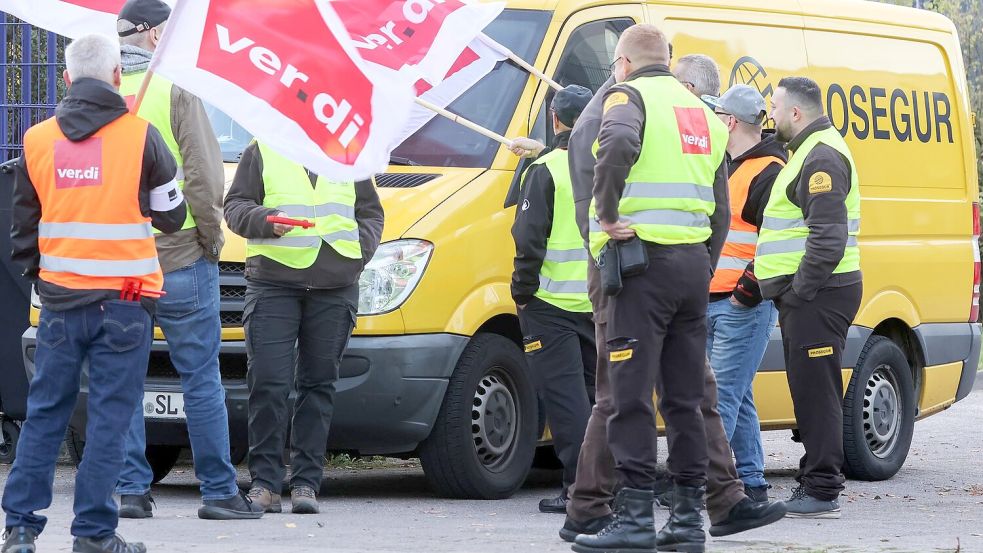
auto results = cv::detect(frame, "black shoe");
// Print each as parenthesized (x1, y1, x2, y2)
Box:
(72, 534, 146, 553)
(198, 490, 265, 520)
(744, 484, 770, 504)
(118, 493, 153, 519)
(538, 493, 568, 514)
(784, 486, 841, 519)
(709, 497, 787, 537)
(572, 487, 657, 553)
(2, 527, 37, 553)
(558, 514, 615, 543)
(655, 489, 672, 510)
(656, 484, 706, 553)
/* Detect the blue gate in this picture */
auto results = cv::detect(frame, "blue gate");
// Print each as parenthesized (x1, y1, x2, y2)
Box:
(1, 13, 68, 161)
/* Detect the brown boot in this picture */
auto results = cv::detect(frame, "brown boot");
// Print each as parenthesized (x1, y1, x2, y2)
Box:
(246, 486, 282, 513)
(291, 486, 319, 514)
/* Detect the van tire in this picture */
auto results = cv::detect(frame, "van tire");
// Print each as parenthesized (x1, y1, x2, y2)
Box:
(419, 333, 536, 499)
(842, 336, 916, 481)
(0, 419, 19, 464)
(65, 428, 181, 484)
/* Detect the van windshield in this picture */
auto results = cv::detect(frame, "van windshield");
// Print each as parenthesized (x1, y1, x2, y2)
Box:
(205, 9, 550, 168)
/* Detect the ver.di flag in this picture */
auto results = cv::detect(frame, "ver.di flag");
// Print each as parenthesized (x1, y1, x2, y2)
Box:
(150, 0, 415, 181)
(333, 0, 504, 84)
(0, 0, 174, 38)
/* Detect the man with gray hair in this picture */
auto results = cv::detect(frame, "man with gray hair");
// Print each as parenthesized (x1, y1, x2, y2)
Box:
(112, 0, 258, 520)
(674, 54, 721, 100)
(2, 33, 185, 553)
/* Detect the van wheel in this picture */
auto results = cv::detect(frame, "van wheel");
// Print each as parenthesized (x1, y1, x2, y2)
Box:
(842, 336, 916, 481)
(0, 419, 20, 464)
(419, 333, 537, 499)
(64, 428, 181, 484)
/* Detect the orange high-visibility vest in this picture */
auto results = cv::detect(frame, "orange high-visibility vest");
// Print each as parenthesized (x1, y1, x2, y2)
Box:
(24, 113, 164, 292)
(709, 155, 784, 293)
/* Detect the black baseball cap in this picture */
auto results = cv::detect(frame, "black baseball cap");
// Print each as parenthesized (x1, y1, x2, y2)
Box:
(551, 85, 593, 127)
(118, 0, 171, 37)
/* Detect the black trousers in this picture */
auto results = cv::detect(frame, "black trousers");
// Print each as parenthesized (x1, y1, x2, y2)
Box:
(607, 243, 711, 489)
(775, 282, 862, 501)
(519, 297, 596, 492)
(243, 282, 356, 492)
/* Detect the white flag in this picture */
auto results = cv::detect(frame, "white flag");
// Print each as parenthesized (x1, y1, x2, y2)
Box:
(0, 0, 173, 39)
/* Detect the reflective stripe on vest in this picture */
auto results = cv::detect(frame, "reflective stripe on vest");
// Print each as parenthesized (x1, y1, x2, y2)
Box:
(588, 76, 729, 258)
(755, 127, 861, 281)
(120, 72, 195, 233)
(24, 114, 163, 291)
(709, 155, 785, 293)
(245, 142, 361, 268)
(522, 149, 590, 313)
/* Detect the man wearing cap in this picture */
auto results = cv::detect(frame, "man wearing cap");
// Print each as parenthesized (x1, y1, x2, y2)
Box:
(511, 85, 596, 514)
(702, 84, 787, 503)
(114, 0, 260, 520)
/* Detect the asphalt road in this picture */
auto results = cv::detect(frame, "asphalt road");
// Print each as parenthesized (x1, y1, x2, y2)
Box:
(2, 388, 981, 553)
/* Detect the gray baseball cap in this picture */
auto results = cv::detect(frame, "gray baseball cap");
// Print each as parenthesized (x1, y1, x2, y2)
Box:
(702, 84, 767, 125)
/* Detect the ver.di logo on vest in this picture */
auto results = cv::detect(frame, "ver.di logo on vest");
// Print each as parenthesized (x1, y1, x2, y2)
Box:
(674, 107, 711, 155)
(54, 138, 103, 189)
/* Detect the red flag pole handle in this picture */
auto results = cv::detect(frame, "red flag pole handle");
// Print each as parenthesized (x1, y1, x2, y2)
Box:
(414, 97, 513, 149)
(130, 68, 154, 114)
(266, 215, 315, 229)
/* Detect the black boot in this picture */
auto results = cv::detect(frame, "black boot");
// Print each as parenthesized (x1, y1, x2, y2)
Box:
(572, 487, 657, 553)
(708, 497, 787, 537)
(656, 484, 706, 553)
(559, 513, 615, 543)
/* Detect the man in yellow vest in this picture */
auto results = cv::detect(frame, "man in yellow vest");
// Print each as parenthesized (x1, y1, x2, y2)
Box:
(511, 85, 595, 514)
(112, 0, 260, 520)
(224, 143, 383, 515)
(3, 34, 184, 553)
(701, 84, 786, 502)
(760, 77, 862, 518)
(574, 24, 730, 553)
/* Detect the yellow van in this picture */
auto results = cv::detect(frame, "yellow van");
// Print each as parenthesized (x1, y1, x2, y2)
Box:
(25, 0, 979, 499)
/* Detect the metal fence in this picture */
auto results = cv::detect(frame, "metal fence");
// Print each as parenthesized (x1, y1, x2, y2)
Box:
(1, 13, 68, 161)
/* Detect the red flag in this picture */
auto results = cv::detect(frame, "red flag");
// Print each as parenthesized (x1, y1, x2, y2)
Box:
(152, 0, 414, 181)
(0, 0, 174, 38)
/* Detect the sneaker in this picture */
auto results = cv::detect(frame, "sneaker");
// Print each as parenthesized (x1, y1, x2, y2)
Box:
(246, 486, 282, 514)
(744, 484, 770, 504)
(198, 490, 265, 520)
(784, 486, 840, 519)
(72, 534, 146, 553)
(291, 486, 319, 515)
(118, 493, 154, 519)
(558, 514, 615, 543)
(538, 493, 567, 514)
(1, 526, 37, 553)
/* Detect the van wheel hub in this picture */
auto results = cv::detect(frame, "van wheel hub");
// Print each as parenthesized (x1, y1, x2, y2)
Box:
(863, 366, 901, 458)
(472, 371, 517, 466)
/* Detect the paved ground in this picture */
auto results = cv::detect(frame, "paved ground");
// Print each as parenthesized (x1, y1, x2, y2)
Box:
(2, 388, 981, 553)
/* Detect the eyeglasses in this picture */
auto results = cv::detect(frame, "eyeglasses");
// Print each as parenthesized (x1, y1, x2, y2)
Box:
(609, 56, 628, 71)
(714, 111, 732, 117)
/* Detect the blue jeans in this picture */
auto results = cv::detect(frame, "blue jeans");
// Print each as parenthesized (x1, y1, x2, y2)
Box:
(3, 300, 150, 538)
(116, 258, 238, 501)
(706, 297, 778, 488)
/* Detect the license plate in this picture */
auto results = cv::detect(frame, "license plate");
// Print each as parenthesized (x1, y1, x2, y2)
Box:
(143, 392, 186, 420)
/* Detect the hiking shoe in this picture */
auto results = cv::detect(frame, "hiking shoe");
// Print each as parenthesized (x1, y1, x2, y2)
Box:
(198, 490, 265, 520)
(538, 493, 567, 514)
(2, 526, 37, 553)
(246, 486, 282, 514)
(709, 497, 787, 537)
(784, 486, 840, 519)
(559, 513, 615, 543)
(72, 534, 146, 553)
(744, 484, 771, 504)
(291, 486, 319, 515)
(118, 493, 154, 519)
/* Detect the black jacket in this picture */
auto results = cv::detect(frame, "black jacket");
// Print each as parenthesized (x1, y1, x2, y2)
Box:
(759, 116, 862, 301)
(593, 65, 730, 269)
(571, 77, 615, 244)
(10, 78, 184, 311)
(224, 142, 384, 291)
(511, 132, 570, 305)
(714, 132, 787, 307)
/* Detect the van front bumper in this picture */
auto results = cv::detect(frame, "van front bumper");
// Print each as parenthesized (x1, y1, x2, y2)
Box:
(22, 328, 469, 456)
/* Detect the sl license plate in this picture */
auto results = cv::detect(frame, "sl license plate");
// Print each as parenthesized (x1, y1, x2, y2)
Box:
(143, 392, 186, 420)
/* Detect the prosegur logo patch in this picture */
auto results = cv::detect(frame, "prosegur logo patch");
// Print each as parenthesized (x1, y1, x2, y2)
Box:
(54, 138, 103, 189)
(674, 107, 711, 155)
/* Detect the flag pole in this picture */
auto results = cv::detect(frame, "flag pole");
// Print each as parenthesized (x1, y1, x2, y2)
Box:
(414, 97, 513, 148)
(130, 68, 154, 114)
(478, 33, 562, 92)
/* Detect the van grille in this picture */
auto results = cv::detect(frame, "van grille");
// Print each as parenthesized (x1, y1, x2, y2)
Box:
(147, 351, 248, 381)
(375, 173, 438, 188)
(219, 262, 246, 328)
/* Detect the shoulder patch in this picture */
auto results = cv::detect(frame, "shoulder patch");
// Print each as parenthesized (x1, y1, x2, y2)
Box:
(808, 171, 832, 194)
(603, 92, 630, 113)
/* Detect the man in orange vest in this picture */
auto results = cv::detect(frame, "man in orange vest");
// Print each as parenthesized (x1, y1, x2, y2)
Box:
(701, 84, 786, 502)
(2, 34, 186, 553)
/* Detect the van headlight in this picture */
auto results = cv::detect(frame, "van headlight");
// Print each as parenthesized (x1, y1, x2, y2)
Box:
(358, 240, 433, 315)
(30, 285, 41, 309)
